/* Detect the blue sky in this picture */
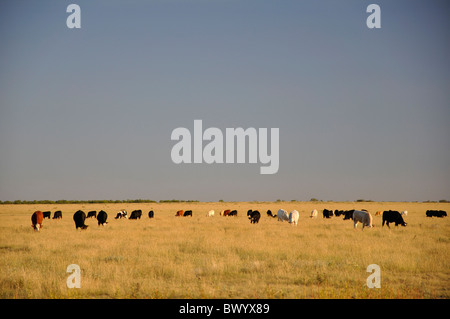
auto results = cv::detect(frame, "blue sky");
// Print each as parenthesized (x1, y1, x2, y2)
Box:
(0, 0, 449, 201)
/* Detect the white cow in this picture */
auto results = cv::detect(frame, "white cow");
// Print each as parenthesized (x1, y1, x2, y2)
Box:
(353, 210, 373, 229)
(206, 210, 215, 217)
(310, 209, 318, 218)
(277, 209, 289, 222)
(401, 210, 408, 216)
(289, 210, 299, 226)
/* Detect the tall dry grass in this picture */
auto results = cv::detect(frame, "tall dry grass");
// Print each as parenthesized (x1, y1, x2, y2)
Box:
(0, 202, 448, 298)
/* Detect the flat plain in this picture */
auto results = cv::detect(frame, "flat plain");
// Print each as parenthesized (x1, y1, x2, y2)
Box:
(0, 201, 448, 299)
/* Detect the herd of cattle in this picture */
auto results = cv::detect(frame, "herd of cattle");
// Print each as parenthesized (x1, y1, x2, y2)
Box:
(30, 207, 447, 231)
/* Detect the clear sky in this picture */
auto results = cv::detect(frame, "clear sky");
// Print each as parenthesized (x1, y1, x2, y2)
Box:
(0, 0, 449, 202)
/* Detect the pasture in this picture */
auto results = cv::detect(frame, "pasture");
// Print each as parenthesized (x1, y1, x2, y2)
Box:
(0, 202, 449, 299)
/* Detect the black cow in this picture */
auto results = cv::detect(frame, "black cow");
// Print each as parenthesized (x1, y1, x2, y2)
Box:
(183, 210, 193, 217)
(323, 209, 333, 218)
(426, 210, 447, 218)
(43, 211, 51, 219)
(97, 210, 108, 226)
(343, 210, 354, 220)
(248, 210, 261, 224)
(87, 211, 97, 218)
(334, 210, 344, 217)
(229, 210, 238, 216)
(148, 210, 154, 218)
(73, 210, 88, 230)
(52, 211, 62, 219)
(266, 210, 276, 218)
(382, 210, 407, 228)
(129, 210, 142, 219)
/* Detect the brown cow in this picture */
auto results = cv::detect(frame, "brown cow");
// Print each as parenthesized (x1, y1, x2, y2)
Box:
(31, 211, 44, 231)
(375, 211, 383, 216)
(175, 210, 184, 216)
(221, 210, 231, 216)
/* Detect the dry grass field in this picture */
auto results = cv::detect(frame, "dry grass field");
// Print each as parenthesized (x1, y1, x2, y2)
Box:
(0, 201, 449, 299)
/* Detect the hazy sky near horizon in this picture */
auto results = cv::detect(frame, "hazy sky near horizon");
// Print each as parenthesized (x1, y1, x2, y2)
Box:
(0, 0, 449, 202)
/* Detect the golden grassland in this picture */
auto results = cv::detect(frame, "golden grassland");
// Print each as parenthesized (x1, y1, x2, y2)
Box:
(0, 201, 449, 299)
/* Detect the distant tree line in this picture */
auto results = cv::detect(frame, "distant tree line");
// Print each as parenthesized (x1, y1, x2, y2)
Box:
(424, 200, 450, 203)
(276, 198, 449, 203)
(0, 199, 199, 205)
(0, 199, 447, 204)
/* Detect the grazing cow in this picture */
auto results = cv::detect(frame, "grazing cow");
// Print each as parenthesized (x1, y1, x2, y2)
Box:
(266, 210, 276, 218)
(115, 210, 128, 219)
(52, 211, 62, 219)
(73, 210, 88, 230)
(148, 210, 154, 218)
(87, 211, 97, 218)
(277, 209, 289, 222)
(323, 209, 333, 218)
(310, 209, 318, 218)
(206, 210, 214, 217)
(382, 210, 407, 228)
(221, 210, 231, 216)
(129, 210, 142, 219)
(228, 210, 238, 216)
(248, 210, 261, 224)
(289, 210, 299, 226)
(375, 211, 383, 216)
(334, 210, 344, 217)
(426, 210, 447, 218)
(97, 210, 108, 226)
(176, 210, 184, 217)
(43, 211, 51, 219)
(353, 210, 373, 229)
(184, 210, 193, 217)
(343, 210, 354, 220)
(31, 211, 44, 231)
